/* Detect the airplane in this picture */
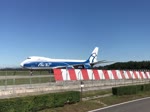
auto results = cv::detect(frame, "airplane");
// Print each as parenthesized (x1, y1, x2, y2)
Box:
(20, 47, 107, 69)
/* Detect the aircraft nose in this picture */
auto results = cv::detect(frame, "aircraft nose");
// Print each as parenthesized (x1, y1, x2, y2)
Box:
(20, 62, 24, 67)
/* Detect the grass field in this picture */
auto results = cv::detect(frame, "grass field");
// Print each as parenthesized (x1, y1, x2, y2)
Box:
(82, 89, 111, 98)
(0, 70, 55, 85)
(39, 90, 150, 112)
(0, 70, 50, 76)
(0, 77, 55, 85)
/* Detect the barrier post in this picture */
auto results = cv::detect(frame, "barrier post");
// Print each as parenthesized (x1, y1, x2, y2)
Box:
(39, 71, 41, 84)
(80, 81, 84, 101)
(29, 71, 32, 87)
(13, 71, 16, 94)
(5, 70, 7, 90)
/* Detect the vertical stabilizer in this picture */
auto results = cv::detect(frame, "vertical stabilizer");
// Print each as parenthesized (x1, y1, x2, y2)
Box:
(87, 47, 99, 63)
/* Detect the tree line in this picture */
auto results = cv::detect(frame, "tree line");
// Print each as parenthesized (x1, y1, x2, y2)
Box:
(96, 61, 150, 70)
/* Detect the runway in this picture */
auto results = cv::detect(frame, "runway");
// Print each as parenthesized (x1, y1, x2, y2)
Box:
(90, 97, 150, 112)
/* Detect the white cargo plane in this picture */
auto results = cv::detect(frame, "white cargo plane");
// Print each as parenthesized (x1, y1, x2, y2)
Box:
(20, 47, 106, 69)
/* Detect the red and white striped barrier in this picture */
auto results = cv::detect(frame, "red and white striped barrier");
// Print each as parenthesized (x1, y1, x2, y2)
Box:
(53, 69, 150, 81)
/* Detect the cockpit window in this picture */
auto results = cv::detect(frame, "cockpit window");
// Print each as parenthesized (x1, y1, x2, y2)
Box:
(27, 57, 31, 59)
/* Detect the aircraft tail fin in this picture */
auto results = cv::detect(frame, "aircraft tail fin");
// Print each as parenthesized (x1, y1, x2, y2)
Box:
(86, 47, 99, 63)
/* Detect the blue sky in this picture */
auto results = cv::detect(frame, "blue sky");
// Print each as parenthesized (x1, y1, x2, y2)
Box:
(0, 0, 150, 67)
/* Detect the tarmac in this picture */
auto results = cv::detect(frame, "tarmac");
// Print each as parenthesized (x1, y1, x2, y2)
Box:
(89, 97, 150, 112)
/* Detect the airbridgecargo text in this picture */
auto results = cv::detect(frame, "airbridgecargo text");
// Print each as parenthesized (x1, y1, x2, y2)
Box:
(38, 62, 52, 67)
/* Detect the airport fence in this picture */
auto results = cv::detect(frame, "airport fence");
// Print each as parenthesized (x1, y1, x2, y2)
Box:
(0, 69, 150, 98)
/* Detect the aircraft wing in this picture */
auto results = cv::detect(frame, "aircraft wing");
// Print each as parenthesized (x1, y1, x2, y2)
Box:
(52, 63, 84, 69)
(90, 60, 114, 67)
(54, 61, 113, 69)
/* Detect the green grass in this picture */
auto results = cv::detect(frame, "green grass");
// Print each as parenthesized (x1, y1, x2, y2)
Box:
(99, 91, 150, 106)
(39, 101, 103, 112)
(0, 70, 55, 85)
(0, 70, 50, 76)
(82, 89, 111, 98)
(0, 77, 55, 85)
(39, 90, 150, 112)
(39, 89, 112, 112)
